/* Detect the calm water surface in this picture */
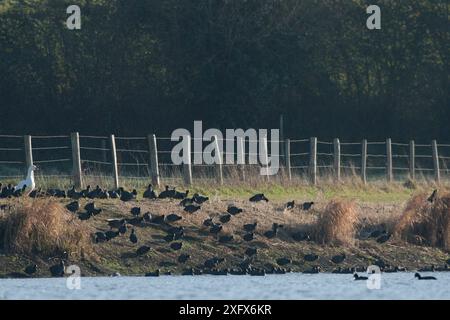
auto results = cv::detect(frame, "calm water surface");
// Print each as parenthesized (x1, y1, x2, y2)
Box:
(0, 272, 449, 300)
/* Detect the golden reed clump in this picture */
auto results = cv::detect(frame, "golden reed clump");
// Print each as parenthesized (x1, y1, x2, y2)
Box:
(314, 199, 358, 246)
(394, 192, 450, 251)
(0, 199, 94, 259)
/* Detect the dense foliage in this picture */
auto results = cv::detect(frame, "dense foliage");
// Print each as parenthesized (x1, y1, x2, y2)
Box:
(0, 0, 448, 141)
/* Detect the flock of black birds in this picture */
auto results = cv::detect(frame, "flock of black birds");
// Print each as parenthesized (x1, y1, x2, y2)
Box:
(6, 183, 320, 277)
(0, 183, 27, 198)
(1, 183, 447, 280)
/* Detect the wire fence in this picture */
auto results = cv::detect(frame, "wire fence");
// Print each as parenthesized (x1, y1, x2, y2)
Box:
(0, 133, 449, 187)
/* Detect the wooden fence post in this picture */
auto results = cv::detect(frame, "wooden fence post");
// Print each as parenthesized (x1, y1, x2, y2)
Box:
(182, 135, 193, 185)
(432, 140, 440, 184)
(361, 139, 367, 184)
(261, 137, 270, 182)
(147, 134, 160, 187)
(24, 135, 33, 169)
(333, 138, 340, 182)
(409, 140, 415, 180)
(386, 138, 393, 182)
(279, 114, 284, 165)
(285, 138, 291, 180)
(237, 136, 246, 181)
(110, 134, 119, 189)
(309, 137, 317, 185)
(70, 132, 83, 189)
(213, 135, 223, 185)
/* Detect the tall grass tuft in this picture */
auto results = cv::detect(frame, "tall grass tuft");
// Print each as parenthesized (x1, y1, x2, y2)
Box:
(314, 199, 358, 245)
(0, 199, 94, 259)
(394, 192, 450, 250)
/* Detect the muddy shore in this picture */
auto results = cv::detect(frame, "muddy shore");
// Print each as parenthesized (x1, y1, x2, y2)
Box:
(1, 196, 449, 278)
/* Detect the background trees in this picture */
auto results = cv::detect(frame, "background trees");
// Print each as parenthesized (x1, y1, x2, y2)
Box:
(0, 0, 448, 141)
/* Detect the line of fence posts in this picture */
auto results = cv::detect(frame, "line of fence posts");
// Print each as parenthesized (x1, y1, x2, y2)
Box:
(285, 137, 441, 185)
(15, 133, 445, 188)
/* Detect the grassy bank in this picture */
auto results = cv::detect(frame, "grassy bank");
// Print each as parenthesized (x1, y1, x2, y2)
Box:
(2, 170, 446, 203)
(1, 185, 450, 278)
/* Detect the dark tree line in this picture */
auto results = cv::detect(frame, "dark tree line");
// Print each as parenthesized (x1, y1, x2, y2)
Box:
(0, 0, 448, 141)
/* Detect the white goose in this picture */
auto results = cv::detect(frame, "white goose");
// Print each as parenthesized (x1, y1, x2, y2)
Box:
(14, 165, 37, 195)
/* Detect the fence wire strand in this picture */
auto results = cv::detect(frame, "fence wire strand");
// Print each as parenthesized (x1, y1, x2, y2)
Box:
(2, 135, 450, 183)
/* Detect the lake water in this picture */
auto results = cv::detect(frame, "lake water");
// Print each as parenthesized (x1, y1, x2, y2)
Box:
(0, 273, 449, 300)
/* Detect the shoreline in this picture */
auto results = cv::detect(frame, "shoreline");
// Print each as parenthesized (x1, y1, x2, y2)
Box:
(1, 270, 448, 280)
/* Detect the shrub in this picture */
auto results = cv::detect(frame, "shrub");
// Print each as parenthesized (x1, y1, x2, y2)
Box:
(394, 192, 450, 250)
(0, 199, 94, 259)
(314, 199, 358, 245)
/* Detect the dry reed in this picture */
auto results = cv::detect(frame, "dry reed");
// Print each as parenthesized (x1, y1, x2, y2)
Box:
(313, 199, 358, 245)
(394, 192, 450, 250)
(0, 199, 94, 259)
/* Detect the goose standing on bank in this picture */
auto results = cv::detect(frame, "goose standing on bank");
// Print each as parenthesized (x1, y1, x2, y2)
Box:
(193, 193, 209, 204)
(302, 202, 314, 211)
(184, 204, 201, 213)
(263, 223, 282, 239)
(174, 190, 189, 200)
(243, 222, 257, 232)
(24, 264, 38, 276)
(14, 165, 37, 195)
(170, 242, 183, 250)
(119, 188, 137, 202)
(249, 193, 269, 203)
(427, 189, 438, 203)
(203, 218, 213, 227)
(66, 201, 80, 213)
(243, 233, 254, 242)
(166, 213, 182, 222)
(219, 214, 231, 224)
(143, 184, 157, 199)
(158, 186, 174, 199)
(209, 223, 222, 235)
(129, 228, 138, 244)
(13, 185, 27, 197)
(218, 235, 233, 243)
(0, 183, 13, 198)
(227, 205, 243, 215)
(49, 260, 65, 277)
(118, 223, 127, 235)
(286, 201, 295, 210)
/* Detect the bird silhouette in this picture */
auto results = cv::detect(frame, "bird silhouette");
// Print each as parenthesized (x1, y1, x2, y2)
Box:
(249, 193, 269, 202)
(428, 189, 438, 203)
(286, 201, 295, 210)
(302, 202, 314, 210)
(129, 228, 138, 244)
